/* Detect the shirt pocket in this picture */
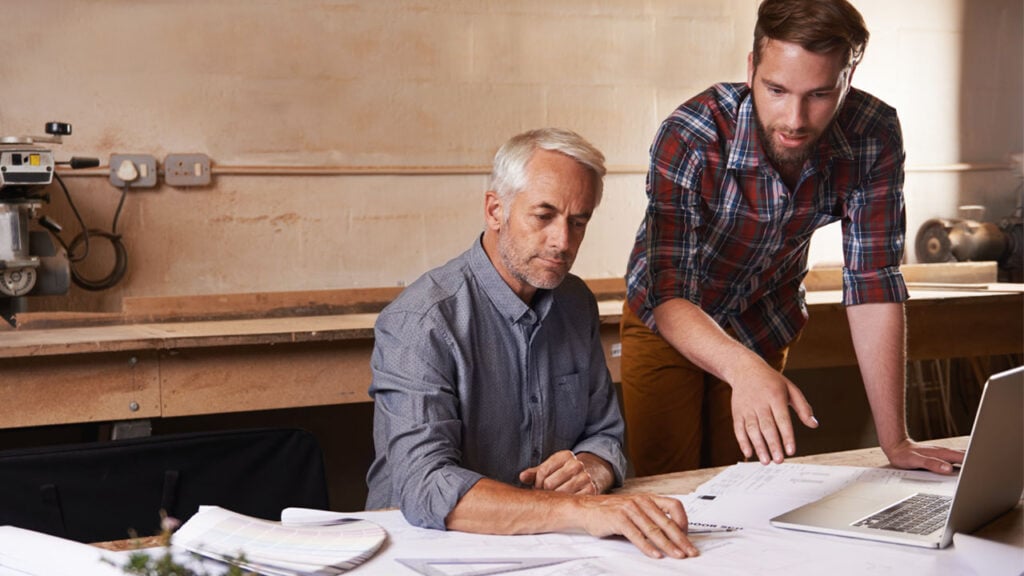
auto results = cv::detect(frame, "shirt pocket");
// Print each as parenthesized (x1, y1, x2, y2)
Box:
(552, 373, 587, 444)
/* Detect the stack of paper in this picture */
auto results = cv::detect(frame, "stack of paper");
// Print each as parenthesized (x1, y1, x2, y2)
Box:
(172, 506, 387, 575)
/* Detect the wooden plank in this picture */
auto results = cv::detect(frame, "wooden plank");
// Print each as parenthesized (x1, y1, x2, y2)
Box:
(121, 287, 404, 321)
(17, 282, 623, 331)
(803, 262, 999, 291)
(0, 352, 160, 429)
(159, 341, 372, 417)
(12, 311, 127, 330)
(0, 314, 378, 359)
(123, 281, 627, 321)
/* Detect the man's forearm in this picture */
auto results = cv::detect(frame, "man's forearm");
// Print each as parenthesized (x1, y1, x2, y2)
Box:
(445, 477, 700, 560)
(847, 301, 909, 451)
(445, 478, 581, 535)
(652, 297, 818, 463)
(652, 298, 767, 382)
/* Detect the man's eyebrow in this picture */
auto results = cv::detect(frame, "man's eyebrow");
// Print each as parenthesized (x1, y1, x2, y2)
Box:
(761, 76, 839, 94)
(532, 201, 592, 219)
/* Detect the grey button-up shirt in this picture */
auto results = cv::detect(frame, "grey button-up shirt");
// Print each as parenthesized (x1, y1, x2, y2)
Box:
(365, 236, 626, 530)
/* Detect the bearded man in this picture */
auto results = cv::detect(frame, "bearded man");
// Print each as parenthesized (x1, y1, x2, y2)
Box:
(620, 0, 964, 477)
(367, 127, 700, 560)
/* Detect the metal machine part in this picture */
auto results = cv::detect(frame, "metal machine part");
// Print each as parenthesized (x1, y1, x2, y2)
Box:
(916, 217, 1010, 263)
(916, 218, 957, 263)
(0, 147, 54, 188)
(0, 202, 41, 296)
(0, 122, 83, 324)
(915, 207, 1022, 282)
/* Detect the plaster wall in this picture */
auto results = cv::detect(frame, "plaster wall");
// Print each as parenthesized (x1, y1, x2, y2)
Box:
(0, 0, 1018, 312)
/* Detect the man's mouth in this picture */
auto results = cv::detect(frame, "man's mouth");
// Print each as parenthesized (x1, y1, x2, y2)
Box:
(776, 131, 809, 148)
(537, 256, 569, 268)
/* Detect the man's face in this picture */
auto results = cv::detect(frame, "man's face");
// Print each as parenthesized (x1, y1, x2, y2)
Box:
(748, 39, 852, 174)
(486, 149, 597, 302)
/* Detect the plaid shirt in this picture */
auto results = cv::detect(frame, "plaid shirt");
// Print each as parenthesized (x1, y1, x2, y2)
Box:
(626, 82, 909, 357)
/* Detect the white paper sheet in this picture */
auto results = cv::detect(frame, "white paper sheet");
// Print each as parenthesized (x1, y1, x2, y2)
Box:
(949, 533, 1024, 576)
(0, 526, 128, 576)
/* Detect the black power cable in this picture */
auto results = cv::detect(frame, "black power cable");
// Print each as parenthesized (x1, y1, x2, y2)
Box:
(50, 172, 129, 291)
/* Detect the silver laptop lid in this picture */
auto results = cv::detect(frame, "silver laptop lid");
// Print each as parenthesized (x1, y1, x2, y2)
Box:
(940, 365, 1024, 547)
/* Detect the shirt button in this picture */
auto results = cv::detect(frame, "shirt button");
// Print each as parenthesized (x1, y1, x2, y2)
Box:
(529, 395, 538, 403)
(532, 450, 540, 459)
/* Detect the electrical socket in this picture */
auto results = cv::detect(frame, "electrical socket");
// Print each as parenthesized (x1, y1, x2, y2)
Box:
(164, 153, 211, 187)
(109, 154, 157, 188)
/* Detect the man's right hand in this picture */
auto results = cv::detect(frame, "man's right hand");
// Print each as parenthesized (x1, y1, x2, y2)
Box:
(447, 479, 699, 560)
(575, 493, 699, 559)
(651, 298, 819, 466)
(730, 364, 818, 464)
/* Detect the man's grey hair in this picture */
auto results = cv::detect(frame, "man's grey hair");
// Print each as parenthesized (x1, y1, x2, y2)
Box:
(489, 127, 606, 206)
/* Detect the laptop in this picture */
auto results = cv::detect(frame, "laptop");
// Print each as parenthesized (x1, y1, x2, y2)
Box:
(770, 365, 1024, 548)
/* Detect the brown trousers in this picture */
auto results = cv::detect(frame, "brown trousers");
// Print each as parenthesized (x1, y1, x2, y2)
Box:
(619, 302, 792, 476)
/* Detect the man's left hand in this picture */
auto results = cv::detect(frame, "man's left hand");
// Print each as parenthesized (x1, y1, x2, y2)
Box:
(884, 438, 965, 475)
(519, 450, 611, 494)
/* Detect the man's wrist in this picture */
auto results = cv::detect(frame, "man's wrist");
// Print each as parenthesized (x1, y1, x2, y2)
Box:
(878, 430, 910, 456)
(575, 452, 614, 493)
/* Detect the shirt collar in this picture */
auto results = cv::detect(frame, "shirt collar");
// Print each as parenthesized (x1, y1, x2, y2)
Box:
(822, 114, 854, 162)
(728, 90, 761, 171)
(469, 235, 552, 326)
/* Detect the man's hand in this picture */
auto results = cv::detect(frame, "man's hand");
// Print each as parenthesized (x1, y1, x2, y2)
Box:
(576, 493, 699, 559)
(651, 298, 818, 466)
(730, 365, 818, 464)
(883, 438, 965, 475)
(519, 450, 612, 494)
(448, 479, 699, 560)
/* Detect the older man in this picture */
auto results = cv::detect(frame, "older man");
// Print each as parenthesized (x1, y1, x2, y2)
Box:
(367, 127, 698, 560)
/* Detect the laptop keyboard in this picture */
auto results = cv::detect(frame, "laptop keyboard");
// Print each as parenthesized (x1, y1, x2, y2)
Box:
(852, 493, 952, 535)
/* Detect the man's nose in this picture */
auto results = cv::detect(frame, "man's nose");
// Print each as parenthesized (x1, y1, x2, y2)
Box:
(785, 97, 808, 130)
(548, 220, 570, 251)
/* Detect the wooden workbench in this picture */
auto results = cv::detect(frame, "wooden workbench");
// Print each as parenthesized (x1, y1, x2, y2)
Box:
(1, 280, 1021, 430)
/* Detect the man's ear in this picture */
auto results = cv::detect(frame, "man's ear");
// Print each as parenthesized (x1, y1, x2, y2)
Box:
(484, 190, 504, 231)
(844, 64, 858, 94)
(747, 51, 755, 86)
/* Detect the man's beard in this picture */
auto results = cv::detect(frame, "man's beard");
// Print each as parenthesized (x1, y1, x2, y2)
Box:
(497, 228, 570, 291)
(751, 96, 832, 174)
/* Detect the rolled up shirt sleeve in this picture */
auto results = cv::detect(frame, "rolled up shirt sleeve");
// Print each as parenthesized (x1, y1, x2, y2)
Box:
(643, 121, 707, 317)
(841, 112, 910, 307)
(368, 309, 483, 530)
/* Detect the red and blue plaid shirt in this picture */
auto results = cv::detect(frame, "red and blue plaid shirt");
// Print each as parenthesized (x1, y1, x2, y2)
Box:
(626, 82, 909, 356)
